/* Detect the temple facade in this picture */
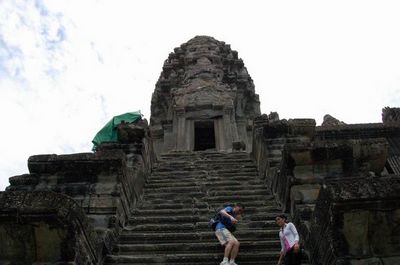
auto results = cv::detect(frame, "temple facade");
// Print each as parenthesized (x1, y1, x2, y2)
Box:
(150, 36, 260, 153)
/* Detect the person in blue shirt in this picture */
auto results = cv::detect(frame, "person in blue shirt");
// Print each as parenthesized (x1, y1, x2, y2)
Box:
(214, 203, 245, 265)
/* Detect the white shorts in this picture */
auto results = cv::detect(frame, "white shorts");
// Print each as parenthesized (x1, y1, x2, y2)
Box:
(215, 228, 237, 246)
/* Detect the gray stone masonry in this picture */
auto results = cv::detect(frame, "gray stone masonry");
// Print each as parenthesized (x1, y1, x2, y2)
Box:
(251, 112, 400, 265)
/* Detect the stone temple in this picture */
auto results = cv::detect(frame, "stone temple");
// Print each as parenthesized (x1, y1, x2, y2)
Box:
(150, 36, 260, 154)
(1, 36, 400, 265)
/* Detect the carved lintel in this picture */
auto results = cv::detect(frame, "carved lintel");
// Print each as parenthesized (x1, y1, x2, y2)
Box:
(175, 107, 185, 117)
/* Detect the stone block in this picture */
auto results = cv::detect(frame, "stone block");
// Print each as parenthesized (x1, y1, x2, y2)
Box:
(0, 223, 36, 262)
(293, 165, 315, 183)
(307, 176, 400, 265)
(326, 159, 343, 176)
(290, 150, 312, 165)
(290, 184, 321, 204)
(313, 162, 327, 179)
(288, 119, 316, 138)
(381, 256, 400, 265)
(350, 257, 383, 265)
(343, 210, 371, 256)
(34, 222, 69, 261)
(88, 195, 117, 213)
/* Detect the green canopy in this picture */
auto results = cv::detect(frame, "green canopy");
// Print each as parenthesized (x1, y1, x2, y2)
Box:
(92, 111, 142, 150)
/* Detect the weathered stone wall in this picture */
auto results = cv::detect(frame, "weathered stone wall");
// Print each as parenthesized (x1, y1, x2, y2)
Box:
(0, 191, 99, 264)
(252, 115, 316, 213)
(1, 122, 155, 264)
(307, 176, 400, 265)
(251, 114, 400, 265)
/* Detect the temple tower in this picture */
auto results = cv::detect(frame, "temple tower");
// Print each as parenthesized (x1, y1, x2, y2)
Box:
(150, 36, 260, 154)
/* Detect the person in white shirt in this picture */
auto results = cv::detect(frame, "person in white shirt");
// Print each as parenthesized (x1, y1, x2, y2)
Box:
(275, 214, 301, 265)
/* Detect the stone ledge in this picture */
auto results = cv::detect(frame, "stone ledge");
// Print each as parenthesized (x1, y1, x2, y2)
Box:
(27, 150, 126, 175)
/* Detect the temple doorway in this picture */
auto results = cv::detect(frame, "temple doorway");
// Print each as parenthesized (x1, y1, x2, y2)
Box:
(194, 120, 216, 151)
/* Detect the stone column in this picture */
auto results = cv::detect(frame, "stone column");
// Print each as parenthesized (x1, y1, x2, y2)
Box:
(185, 119, 194, 151)
(162, 121, 174, 152)
(236, 118, 248, 150)
(223, 107, 234, 151)
(175, 107, 187, 151)
(150, 126, 164, 158)
(215, 117, 226, 151)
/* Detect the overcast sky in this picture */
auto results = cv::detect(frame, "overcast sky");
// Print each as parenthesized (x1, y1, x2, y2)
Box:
(1, 0, 400, 190)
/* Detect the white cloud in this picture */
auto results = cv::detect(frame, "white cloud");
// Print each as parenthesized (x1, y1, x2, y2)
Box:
(1, 0, 400, 190)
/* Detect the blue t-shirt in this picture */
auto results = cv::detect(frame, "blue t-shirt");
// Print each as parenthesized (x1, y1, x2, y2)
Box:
(215, 206, 235, 230)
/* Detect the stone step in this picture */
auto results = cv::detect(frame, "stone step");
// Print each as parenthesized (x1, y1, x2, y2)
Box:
(146, 176, 261, 185)
(148, 173, 259, 183)
(126, 220, 278, 232)
(153, 161, 256, 169)
(267, 143, 285, 149)
(143, 191, 205, 200)
(105, 251, 280, 264)
(268, 156, 282, 164)
(150, 168, 259, 177)
(152, 166, 257, 173)
(119, 230, 279, 243)
(131, 206, 282, 217)
(144, 180, 265, 189)
(265, 138, 287, 145)
(144, 183, 266, 192)
(154, 162, 256, 169)
(144, 186, 201, 193)
(145, 181, 199, 188)
(204, 194, 275, 204)
(205, 189, 271, 197)
(138, 200, 280, 211)
(132, 208, 208, 216)
(143, 188, 271, 199)
(140, 196, 276, 209)
(115, 240, 280, 254)
(128, 212, 278, 224)
(205, 183, 266, 191)
(267, 149, 283, 156)
(129, 215, 201, 225)
(159, 151, 250, 159)
(105, 260, 309, 265)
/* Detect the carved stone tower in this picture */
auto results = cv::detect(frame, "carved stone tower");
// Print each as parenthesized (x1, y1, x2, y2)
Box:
(150, 36, 260, 154)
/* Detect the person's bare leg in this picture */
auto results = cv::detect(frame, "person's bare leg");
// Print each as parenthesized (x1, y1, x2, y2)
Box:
(230, 240, 240, 260)
(224, 240, 234, 258)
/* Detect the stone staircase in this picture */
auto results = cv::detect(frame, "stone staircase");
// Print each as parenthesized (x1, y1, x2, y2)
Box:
(105, 151, 285, 265)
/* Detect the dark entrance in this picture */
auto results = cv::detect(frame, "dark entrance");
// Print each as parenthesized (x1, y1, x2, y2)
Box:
(194, 120, 216, 151)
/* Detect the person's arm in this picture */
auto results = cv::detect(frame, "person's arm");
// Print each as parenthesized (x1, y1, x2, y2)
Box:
(289, 223, 300, 252)
(219, 208, 238, 224)
(278, 231, 284, 264)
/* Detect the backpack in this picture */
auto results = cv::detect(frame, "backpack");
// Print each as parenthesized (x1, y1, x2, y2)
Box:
(209, 210, 222, 231)
(209, 207, 236, 232)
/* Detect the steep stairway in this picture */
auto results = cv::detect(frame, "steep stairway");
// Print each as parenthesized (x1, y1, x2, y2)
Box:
(105, 151, 285, 265)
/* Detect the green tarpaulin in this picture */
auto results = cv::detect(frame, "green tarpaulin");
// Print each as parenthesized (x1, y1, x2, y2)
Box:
(92, 111, 142, 150)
